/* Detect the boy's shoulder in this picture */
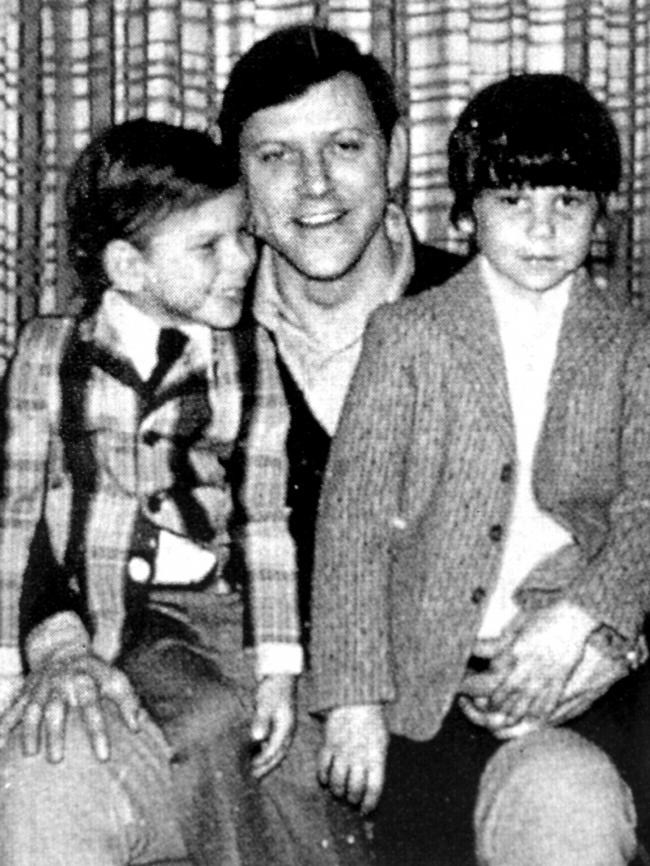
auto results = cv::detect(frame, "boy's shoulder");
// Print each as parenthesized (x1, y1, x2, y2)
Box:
(15, 313, 76, 356)
(372, 257, 475, 329)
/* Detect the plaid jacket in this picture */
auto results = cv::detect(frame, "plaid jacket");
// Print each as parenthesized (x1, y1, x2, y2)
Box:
(0, 301, 298, 667)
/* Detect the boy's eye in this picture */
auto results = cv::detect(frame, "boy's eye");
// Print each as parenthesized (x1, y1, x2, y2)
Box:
(495, 191, 525, 207)
(558, 191, 589, 209)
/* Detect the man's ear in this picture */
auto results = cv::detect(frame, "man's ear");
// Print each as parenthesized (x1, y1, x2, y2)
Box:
(102, 239, 146, 296)
(456, 214, 475, 237)
(386, 121, 409, 193)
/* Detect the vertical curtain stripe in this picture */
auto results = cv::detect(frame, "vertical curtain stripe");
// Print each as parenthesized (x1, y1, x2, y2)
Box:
(1, 0, 650, 368)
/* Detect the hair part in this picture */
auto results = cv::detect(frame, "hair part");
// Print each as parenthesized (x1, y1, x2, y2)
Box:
(448, 73, 622, 227)
(65, 117, 240, 307)
(218, 24, 400, 153)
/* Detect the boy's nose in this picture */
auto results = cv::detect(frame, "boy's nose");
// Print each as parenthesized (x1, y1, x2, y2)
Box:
(228, 235, 256, 280)
(528, 203, 555, 239)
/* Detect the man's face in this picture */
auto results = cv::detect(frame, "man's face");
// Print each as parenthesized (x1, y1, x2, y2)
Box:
(239, 72, 404, 307)
(137, 187, 256, 329)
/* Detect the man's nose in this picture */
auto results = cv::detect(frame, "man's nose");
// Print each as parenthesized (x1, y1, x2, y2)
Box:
(300, 150, 331, 195)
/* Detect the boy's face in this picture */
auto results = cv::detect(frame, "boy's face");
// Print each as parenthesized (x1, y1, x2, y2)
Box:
(239, 72, 405, 307)
(468, 186, 599, 295)
(137, 186, 256, 329)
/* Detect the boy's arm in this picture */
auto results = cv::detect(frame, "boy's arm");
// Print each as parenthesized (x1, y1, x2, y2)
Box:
(234, 327, 302, 775)
(562, 321, 650, 640)
(309, 306, 421, 811)
(310, 306, 417, 714)
(0, 320, 65, 700)
(240, 327, 302, 673)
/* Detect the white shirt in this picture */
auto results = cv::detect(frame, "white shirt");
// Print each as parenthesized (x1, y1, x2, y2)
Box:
(254, 203, 415, 434)
(478, 257, 574, 640)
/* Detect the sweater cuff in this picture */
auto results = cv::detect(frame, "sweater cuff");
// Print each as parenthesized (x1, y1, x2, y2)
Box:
(25, 612, 90, 671)
(256, 642, 303, 679)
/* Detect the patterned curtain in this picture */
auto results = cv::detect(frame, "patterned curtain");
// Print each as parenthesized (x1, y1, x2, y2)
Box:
(1, 0, 649, 368)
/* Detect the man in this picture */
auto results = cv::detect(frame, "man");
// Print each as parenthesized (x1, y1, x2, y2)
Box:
(218, 23, 465, 646)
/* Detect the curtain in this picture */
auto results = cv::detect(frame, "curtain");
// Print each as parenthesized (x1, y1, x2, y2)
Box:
(1, 0, 649, 368)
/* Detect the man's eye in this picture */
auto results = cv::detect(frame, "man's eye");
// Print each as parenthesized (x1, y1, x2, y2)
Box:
(331, 136, 363, 155)
(257, 147, 293, 164)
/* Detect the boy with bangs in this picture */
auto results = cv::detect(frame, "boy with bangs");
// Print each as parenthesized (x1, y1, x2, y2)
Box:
(311, 73, 650, 866)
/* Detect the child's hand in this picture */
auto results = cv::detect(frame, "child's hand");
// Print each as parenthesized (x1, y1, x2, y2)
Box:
(250, 673, 296, 779)
(478, 601, 596, 728)
(0, 650, 140, 764)
(317, 704, 389, 815)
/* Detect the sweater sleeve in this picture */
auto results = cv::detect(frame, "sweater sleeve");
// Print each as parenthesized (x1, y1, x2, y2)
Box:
(0, 319, 70, 671)
(310, 305, 418, 714)
(566, 319, 650, 640)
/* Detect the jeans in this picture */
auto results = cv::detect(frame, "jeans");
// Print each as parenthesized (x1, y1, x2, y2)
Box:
(0, 591, 369, 866)
(374, 691, 637, 866)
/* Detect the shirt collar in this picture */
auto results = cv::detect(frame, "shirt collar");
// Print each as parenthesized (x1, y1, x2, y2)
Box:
(93, 290, 211, 381)
(253, 202, 415, 361)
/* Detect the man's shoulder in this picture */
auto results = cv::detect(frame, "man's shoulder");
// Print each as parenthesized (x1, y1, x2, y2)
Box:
(407, 240, 468, 295)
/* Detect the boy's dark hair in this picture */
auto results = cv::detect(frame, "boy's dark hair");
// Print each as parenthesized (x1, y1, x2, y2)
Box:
(448, 73, 622, 226)
(66, 117, 240, 306)
(218, 24, 400, 152)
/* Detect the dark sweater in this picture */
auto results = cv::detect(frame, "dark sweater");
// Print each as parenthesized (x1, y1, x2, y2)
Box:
(277, 242, 467, 652)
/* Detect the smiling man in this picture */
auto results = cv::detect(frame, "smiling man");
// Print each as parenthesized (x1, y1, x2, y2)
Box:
(219, 23, 465, 652)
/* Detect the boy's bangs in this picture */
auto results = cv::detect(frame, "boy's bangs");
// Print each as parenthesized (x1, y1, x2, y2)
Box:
(480, 151, 596, 192)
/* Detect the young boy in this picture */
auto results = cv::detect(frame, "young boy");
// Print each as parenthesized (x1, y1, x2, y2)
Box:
(311, 73, 650, 866)
(0, 118, 349, 866)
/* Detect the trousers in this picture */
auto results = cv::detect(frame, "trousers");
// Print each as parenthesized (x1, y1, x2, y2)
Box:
(373, 679, 640, 866)
(0, 591, 369, 866)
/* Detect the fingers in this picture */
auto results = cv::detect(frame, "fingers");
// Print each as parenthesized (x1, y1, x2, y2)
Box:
(101, 669, 141, 733)
(0, 692, 29, 750)
(250, 711, 292, 779)
(44, 695, 68, 763)
(249, 681, 295, 780)
(319, 706, 388, 814)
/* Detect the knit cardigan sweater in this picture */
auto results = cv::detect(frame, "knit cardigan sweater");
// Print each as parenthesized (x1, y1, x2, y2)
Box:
(311, 260, 650, 741)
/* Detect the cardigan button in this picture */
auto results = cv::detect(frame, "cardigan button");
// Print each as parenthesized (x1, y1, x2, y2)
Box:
(147, 492, 165, 513)
(500, 463, 514, 483)
(488, 524, 503, 542)
(142, 430, 160, 446)
(471, 586, 486, 605)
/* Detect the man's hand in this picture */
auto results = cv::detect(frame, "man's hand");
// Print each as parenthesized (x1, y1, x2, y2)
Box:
(250, 673, 296, 779)
(317, 704, 388, 815)
(0, 650, 140, 764)
(461, 602, 596, 735)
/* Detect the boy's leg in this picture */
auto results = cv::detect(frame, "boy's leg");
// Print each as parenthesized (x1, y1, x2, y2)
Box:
(0, 702, 187, 866)
(475, 728, 637, 866)
(124, 634, 283, 866)
(124, 606, 372, 866)
(262, 676, 374, 866)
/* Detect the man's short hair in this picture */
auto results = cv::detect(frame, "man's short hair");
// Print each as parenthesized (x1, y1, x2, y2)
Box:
(218, 24, 400, 151)
(448, 73, 622, 226)
(66, 117, 239, 306)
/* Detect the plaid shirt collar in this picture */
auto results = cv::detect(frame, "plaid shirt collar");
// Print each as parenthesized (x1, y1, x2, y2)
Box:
(77, 290, 213, 386)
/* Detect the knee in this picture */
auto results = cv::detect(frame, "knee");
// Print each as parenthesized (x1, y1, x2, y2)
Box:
(475, 729, 637, 866)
